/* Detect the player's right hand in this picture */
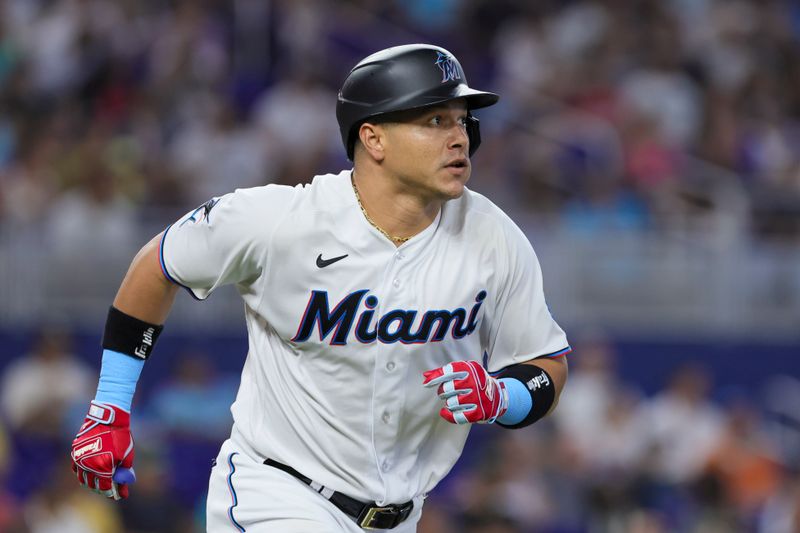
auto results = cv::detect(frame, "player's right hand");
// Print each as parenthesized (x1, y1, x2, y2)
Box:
(71, 401, 134, 500)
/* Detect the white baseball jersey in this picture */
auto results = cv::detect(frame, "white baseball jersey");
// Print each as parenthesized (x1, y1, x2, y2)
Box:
(159, 169, 569, 506)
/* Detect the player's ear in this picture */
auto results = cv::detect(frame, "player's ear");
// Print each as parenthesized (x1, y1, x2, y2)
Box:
(358, 122, 386, 162)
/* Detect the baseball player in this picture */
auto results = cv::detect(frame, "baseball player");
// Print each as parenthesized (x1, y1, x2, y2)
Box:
(70, 44, 570, 531)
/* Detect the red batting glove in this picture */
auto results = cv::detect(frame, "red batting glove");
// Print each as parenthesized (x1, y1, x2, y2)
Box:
(423, 360, 508, 425)
(71, 401, 134, 500)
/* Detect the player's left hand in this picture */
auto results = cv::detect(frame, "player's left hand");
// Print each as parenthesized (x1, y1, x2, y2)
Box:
(423, 360, 508, 425)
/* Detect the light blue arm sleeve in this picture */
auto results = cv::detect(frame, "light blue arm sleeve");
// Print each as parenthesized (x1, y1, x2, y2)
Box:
(496, 377, 533, 425)
(94, 349, 145, 412)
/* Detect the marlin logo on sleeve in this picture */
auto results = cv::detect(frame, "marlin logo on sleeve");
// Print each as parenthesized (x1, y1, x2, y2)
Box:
(180, 198, 220, 227)
(435, 52, 461, 83)
(292, 290, 487, 345)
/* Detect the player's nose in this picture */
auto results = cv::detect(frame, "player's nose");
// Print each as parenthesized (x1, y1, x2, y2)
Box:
(447, 123, 469, 153)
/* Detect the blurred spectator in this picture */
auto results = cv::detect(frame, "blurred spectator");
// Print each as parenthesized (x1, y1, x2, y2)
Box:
(0, 418, 7, 475)
(0, 327, 94, 437)
(146, 350, 237, 439)
(762, 375, 800, 468)
(42, 150, 138, 318)
(116, 451, 195, 533)
(568, 382, 655, 532)
(554, 332, 620, 460)
(617, 44, 703, 149)
(0, 128, 59, 228)
(18, 0, 84, 98)
(491, 10, 552, 110)
(554, 333, 646, 491)
(621, 114, 683, 195)
(416, 499, 458, 533)
(169, 92, 273, 205)
(0, 327, 94, 498)
(0, 18, 21, 90)
(145, 351, 237, 507)
(251, 68, 340, 185)
(584, 387, 646, 477)
(637, 363, 724, 486)
(449, 430, 557, 530)
(758, 470, 800, 533)
(148, 0, 229, 93)
(22, 463, 122, 533)
(704, 400, 782, 522)
(0, 418, 26, 532)
(45, 153, 136, 260)
(273, 0, 332, 69)
(561, 179, 649, 236)
(462, 514, 522, 533)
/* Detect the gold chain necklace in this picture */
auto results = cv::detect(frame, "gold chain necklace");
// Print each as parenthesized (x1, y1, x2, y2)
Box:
(351, 177, 411, 243)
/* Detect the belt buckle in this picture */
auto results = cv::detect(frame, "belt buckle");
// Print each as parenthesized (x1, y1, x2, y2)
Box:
(358, 506, 394, 530)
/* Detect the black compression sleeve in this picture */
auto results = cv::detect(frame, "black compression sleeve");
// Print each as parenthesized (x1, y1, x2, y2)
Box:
(102, 306, 164, 360)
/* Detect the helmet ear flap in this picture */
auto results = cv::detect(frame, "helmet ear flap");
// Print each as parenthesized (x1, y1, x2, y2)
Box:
(466, 114, 481, 157)
(346, 121, 363, 161)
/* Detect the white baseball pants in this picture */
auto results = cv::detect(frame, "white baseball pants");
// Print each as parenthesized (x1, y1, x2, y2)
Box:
(206, 438, 423, 532)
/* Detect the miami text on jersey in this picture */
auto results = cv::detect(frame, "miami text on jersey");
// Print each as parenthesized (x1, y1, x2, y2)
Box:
(292, 290, 487, 345)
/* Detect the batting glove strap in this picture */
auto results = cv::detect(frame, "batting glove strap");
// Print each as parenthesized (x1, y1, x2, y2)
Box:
(87, 401, 125, 425)
(76, 401, 130, 437)
(423, 360, 508, 425)
(495, 363, 555, 429)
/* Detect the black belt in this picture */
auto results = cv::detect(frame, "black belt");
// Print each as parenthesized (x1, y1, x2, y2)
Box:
(263, 459, 413, 530)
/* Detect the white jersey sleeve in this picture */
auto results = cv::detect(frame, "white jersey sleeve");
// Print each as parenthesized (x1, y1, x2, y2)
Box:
(159, 185, 293, 300)
(485, 215, 570, 372)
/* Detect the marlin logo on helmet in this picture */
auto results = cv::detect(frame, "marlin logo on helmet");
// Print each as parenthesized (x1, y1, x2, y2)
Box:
(435, 52, 461, 83)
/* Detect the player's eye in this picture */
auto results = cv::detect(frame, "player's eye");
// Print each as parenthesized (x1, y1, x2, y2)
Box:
(429, 115, 442, 126)
(458, 116, 468, 127)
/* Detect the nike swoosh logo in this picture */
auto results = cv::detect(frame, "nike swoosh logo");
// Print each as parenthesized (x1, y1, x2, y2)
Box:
(316, 253, 348, 268)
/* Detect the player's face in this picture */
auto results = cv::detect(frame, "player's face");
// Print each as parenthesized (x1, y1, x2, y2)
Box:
(380, 100, 471, 201)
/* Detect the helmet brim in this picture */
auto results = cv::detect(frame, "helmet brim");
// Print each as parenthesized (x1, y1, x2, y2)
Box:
(389, 86, 499, 113)
(452, 86, 500, 110)
(357, 88, 499, 126)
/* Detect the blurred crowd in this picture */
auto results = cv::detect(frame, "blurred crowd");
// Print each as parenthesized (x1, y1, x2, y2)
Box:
(1, 327, 799, 532)
(1, 0, 800, 532)
(0, 0, 798, 251)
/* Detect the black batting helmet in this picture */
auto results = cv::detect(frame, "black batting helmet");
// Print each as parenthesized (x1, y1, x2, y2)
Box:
(336, 44, 499, 160)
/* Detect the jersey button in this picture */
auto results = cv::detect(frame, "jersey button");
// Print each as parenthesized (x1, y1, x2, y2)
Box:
(381, 460, 390, 472)
(381, 411, 391, 423)
(385, 361, 395, 371)
(392, 279, 400, 288)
